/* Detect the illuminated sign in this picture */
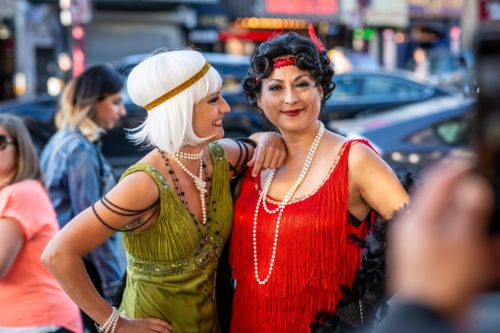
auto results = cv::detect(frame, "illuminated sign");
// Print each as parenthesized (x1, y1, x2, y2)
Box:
(408, 0, 464, 16)
(364, 0, 409, 28)
(265, 0, 338, 16)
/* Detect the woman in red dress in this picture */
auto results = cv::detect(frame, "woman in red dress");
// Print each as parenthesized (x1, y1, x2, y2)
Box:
(229, 32, 409, 332)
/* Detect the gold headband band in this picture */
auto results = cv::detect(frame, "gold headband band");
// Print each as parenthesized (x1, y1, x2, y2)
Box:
(144, 61, 211, 111)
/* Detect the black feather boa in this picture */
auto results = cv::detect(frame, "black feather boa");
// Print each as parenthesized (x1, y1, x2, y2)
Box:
(310, 169, 415, 333)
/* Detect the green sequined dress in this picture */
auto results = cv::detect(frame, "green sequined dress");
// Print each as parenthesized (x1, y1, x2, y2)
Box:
(118, 141, 232, 333)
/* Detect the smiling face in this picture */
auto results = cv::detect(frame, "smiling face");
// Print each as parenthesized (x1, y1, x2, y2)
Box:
(192, 90, 231, 141)
(92, 92, 126, 130)
(258, 64, 323, 133)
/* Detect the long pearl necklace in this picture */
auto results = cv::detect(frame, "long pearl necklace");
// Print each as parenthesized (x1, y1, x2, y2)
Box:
(171, 151, 208, 224)
(253, 121, 325, 285)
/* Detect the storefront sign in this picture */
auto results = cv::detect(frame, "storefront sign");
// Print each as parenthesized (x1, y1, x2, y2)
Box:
(408, 0, 464, 17)
(265, 0, 339, 18)
(364, 0, 409, 28)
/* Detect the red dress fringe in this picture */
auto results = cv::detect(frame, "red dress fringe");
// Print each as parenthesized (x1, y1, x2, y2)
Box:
(229, 140, 371, 333)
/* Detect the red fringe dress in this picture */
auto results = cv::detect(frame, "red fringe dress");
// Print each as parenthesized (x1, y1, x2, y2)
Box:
(229, 140, 370, 333)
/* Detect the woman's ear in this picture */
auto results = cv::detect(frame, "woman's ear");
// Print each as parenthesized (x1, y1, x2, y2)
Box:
(256, 94, 262, 110)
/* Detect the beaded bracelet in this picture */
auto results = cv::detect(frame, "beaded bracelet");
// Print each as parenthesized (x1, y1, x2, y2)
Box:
(95, 307, 120, 333)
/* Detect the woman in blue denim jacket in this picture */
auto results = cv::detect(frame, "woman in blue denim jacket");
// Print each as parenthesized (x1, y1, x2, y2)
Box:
(40, 64, 127, 333)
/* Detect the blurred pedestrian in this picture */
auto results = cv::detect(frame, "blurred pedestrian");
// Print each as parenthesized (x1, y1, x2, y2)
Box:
(411, 47, 430, 81)
(229, 31, 409, 333)
(40, 64, 127, 332)
(0, 114, 82, 333)
(377, 160, 496, 333)
(42, 49, 286, 333)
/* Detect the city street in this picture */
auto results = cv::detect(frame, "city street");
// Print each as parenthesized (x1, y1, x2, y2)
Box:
(1, 1, 500, 333)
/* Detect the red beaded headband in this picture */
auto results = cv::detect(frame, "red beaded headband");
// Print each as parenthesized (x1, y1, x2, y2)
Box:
(272, 56, 296, 69)
(271, 24, 323, 70)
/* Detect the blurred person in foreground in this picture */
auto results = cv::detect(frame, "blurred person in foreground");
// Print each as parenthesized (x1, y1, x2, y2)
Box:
(0, 114, 82, 333)
(42, 49, 286, 333)
(377, 160, 497, 333)
(229, 30, 409, 333)
(40, 64, 128, 332)
(379, 24, 500, 333)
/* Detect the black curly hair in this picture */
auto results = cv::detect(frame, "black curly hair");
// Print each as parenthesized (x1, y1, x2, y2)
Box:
(243, 32, 335, 110)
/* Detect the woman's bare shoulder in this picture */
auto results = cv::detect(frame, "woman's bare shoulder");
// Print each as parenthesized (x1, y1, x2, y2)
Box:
(347, 139, 382, 167)
(115, 150, 165, 208)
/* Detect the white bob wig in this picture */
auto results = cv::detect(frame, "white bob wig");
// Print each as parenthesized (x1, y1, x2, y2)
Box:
(127, 50, 222, 153)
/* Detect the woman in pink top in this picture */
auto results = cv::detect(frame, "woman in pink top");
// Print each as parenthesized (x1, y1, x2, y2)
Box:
(0, 114, 82, 333)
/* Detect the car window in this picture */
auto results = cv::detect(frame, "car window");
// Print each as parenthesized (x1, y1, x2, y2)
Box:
(428, 53, 463, 74)
(333, 77, 361, 98)
(408, 117, 470, 146)
(435, 118, 469, 145)
(361, 77, 422, 97)
(409, 127, 442, 145)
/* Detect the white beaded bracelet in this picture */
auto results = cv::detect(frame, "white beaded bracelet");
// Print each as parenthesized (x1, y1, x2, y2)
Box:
(108, 310, 120, 333)
(95, 307, 120, 333)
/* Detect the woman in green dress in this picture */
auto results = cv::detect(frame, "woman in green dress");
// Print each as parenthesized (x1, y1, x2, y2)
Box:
(42, 49, 286, 333)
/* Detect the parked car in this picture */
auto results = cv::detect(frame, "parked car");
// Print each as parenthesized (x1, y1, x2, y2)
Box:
(329, 96, 476, 175)
(325, 70, 454, 121)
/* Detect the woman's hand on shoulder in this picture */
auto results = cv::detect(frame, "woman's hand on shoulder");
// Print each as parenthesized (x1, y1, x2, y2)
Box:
(349, 142, 409, 219)
(247, 132, 286, 177)
(221, 132, 286, 177)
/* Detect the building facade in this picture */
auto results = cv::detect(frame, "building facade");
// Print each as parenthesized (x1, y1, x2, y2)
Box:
(2, 0, 218, 101)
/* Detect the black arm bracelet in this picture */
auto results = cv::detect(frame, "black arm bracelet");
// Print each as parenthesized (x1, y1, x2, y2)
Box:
(235, 137, 257, 148)
(227, 138, 250, 176)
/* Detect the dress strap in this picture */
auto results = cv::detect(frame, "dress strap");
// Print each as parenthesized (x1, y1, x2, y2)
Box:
(208, 140, 227, 163)
(346, 138, 378, 154)
(208, 140, 230, 186)
(335, 138, 378, 171)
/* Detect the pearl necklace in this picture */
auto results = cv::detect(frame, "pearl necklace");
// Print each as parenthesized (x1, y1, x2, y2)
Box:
(175, 150, 203, 160)
(253, 121, 325, 285)
(171, 152, 208, 225)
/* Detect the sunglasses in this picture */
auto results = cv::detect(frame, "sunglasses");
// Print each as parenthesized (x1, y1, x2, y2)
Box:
(0, 135, 15, 151)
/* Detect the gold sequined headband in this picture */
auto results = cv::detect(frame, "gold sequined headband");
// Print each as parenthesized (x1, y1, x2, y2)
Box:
(144, 61, 211, 111)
